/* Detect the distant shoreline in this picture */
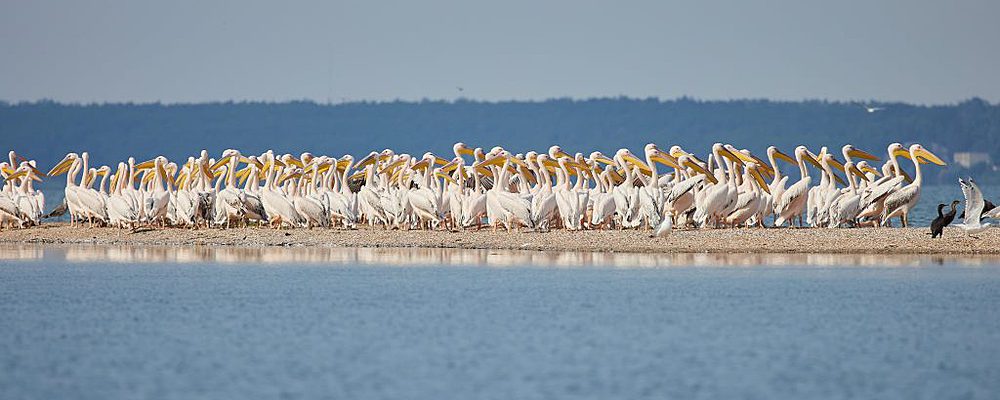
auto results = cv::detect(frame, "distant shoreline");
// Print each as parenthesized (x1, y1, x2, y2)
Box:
(2, 223, 997, 255)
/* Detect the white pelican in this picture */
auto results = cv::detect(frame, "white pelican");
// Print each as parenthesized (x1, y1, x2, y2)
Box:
(139, 156, 170, 226)
(530, 154, 558, 230)
(260, 153, 304, 228)
(774, 146, 821, 227)
(881, 144, 945, 227)
(828, 161, 867, 228)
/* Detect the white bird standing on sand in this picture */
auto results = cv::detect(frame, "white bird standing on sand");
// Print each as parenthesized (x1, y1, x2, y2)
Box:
(650, 212, 672, 238)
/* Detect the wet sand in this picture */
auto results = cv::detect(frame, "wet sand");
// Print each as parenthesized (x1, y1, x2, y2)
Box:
(0, 223, 996, 254)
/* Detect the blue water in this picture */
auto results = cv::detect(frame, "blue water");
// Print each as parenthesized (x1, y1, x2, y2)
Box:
(2, 247, 999, 399)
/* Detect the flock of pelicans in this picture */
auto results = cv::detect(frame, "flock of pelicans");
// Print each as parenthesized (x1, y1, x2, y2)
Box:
(4, 141, 992, 237)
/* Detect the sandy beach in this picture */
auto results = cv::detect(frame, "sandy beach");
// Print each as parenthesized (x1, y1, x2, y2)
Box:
(1, 223, 996, 254)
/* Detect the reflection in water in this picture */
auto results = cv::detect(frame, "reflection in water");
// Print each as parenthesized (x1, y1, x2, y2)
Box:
(1, 244, 998, 267)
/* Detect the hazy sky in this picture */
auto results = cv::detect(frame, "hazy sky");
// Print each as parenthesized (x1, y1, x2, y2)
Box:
(2, 0, 998, 104)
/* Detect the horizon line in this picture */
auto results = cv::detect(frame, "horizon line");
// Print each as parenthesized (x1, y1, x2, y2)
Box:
(0, 95, 996, 108)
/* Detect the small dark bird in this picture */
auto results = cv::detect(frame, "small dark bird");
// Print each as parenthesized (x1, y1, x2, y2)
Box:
(930, 200, 960, 238)
(42, 199, 68, 219)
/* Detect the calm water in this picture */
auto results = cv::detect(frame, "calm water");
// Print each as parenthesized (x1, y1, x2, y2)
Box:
(2, 246, 999, 400)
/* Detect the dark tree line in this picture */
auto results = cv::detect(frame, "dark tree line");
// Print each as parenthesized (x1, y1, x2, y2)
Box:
(1, 97, 997, 184)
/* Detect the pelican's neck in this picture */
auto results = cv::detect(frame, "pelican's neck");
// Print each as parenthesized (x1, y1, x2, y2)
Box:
(797, 153, 809, 179)
(910, 148, 923, 186)
(768, 152, 782, 183)
(340, 160, 354, 194)
(67, 160, 78, 187)
(99, 173, 109, 194)
(80, 154, 90, 187)
(645, 151, 658, 183)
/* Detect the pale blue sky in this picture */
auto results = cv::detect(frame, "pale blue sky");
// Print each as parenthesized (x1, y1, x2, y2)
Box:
(2, 0, 998, 104)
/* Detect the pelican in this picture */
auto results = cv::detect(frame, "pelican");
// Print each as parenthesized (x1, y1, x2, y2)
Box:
(774, 146, 821, 227)
(827, 161, 867, 228)
(140, 156, 170, 226)
(881, 144, 945, 227)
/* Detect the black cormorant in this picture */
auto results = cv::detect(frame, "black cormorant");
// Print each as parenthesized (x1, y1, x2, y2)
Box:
(930, 200, 959, 238)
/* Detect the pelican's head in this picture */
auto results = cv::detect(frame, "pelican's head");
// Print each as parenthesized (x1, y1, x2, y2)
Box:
(842, 144, 880, 161)
(300, 152, 314, 166)
(768, 146, 796, 165)
(856, 161, 880, 177)
(47, 152, 80, 176)
(887, 142, 905, 159)
(589, 151, 614, 166)
(453, 142, 474, 156)
(549, 145, 571, 160)
(909, 144, 946, 166)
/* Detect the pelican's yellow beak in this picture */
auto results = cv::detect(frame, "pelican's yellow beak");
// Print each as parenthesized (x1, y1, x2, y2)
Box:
(135, 159, 156, 171)
(848, 164, 870, 182)
(828, 156, 846, 172)
(348, 170, 367, 181)
(593, 155, 615, 165)
(3, 170, 27, 181)
(684, 159, 718, 184)
(433, 156, 449, 166)
(509, 157, 529, 169)
(552, 149, 572, 159)
(848, 148, 880, 161)
(286, 156, 305, 168)
(2, 165, 17, 176)
(175, 172, 189, 189)
(750, 167, 770, 194)
(915, 148, 946, 166)
(235, 166, 252, 180)
(457, 147, 475, 156)
(141, 170, 156, 185)
(355, 154, 377, 169)
(720, 148, 745, 166)
(652, 151, 681, 169)
(773, 149, 796, 164)
(200, 163, 214, 181)
(623, 153, 651, 173)
(379, 158, 406, 174)
(891, 148, 929, 164)
(804, 153, 824, 170)
(473, 164, 495, 177)
(47, 156, 75, 176)
(439, 160, 459, 173)
(24, 164, 44, 178)
(860, 165, 881, 177)
(746, 153, 775, 176)
(476, 155, 507, 169)
(436, 171, 457, 185)
(210, 156, 231, 171)
(410, 159, 431, 171)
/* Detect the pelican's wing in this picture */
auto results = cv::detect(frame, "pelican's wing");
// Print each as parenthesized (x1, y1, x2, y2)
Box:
(961, 178, 985, 225)
(667, 175, 704, 203)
